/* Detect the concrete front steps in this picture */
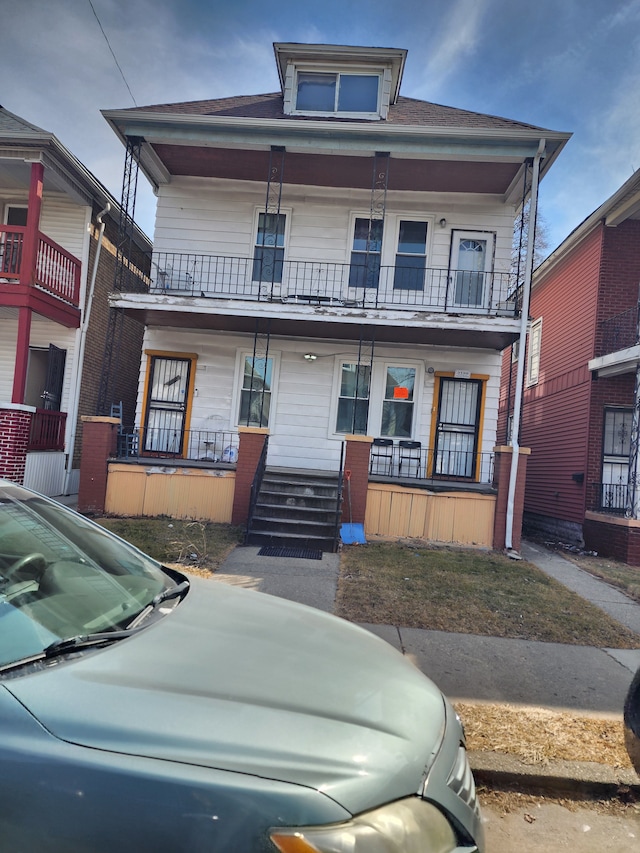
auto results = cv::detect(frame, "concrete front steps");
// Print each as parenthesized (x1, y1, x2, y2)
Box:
(246, 467, 342, 553)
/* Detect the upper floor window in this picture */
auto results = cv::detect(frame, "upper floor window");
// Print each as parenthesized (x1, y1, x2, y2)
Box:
(527, 318, 542, 385)
(295, 72, 380, 115)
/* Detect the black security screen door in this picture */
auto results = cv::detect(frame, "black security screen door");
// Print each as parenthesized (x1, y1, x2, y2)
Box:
(143, 357, 191, 454)
(433, 378, 482, 479)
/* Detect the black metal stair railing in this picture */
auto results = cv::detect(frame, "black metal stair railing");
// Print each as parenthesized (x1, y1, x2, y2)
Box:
(332, 441, 346, 552)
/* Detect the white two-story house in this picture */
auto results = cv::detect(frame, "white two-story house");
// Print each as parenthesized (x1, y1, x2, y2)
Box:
(99, 43, 569, 549)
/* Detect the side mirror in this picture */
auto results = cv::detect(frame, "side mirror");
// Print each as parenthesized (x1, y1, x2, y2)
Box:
(624, 666, 640, 774)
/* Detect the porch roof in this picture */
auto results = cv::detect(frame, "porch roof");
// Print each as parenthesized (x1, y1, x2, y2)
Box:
(109, 291, 520, 351)
(102, 96, 570, 203)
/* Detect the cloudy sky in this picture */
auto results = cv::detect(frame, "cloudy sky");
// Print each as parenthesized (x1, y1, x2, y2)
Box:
(3, 0, 640, 252)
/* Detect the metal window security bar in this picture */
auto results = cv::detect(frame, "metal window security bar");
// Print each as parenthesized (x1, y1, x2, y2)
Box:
(363, 151, 389, 293)
(244, 146, 285, 427)
(256, 146, 286, 299)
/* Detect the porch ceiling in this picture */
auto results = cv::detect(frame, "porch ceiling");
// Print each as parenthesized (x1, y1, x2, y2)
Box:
(149, 144, 520, 195)
(115, 301, 518, 350)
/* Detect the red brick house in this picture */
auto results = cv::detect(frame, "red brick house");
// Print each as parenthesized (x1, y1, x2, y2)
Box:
(499, 169, 640, 563)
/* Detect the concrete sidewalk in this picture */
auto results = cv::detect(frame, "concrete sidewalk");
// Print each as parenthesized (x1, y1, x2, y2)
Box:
(216, 540, 640, 793)
(217, 540, 640, 712)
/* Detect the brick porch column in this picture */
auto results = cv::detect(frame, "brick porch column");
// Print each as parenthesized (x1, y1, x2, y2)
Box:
(231, 427, 269, 527)
(492, 445, 530, 552)
(77, 416, 119, 514)
(342, 435, 373, 525)
(0, 403, 35, 485)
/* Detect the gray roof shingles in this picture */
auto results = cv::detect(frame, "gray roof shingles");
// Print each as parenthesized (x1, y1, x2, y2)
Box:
(124, 93, 549, 132)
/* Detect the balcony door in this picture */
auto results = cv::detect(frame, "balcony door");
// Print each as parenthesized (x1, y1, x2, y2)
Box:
(451, 231, 494, 309)
(143, 355, 193, 455)
(432, 377, 482, 479)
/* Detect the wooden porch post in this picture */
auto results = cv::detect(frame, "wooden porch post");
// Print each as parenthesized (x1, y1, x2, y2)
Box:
(11, 307, 32, 404)
(19, 161, 44, 288)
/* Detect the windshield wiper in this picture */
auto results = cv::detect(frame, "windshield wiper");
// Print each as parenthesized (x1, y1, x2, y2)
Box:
(125, 579, 190, 629)
(44, 630, 138, 659)
(152, 579, 189, 606)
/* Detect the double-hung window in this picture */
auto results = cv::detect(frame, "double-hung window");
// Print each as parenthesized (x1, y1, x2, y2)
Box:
(393, 221, 428, 291)
(239, 355, 273, 428)
(527, 318, 542, 385)
(336, 362, 370, 434)
(252, 213, 286, 284)
(349, 218, 383, 289)
(296, 72, 380, 115)
(381, 367, 415, 437)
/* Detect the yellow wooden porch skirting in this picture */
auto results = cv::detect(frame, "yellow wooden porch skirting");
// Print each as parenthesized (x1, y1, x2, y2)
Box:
(365, 483, 495, 547)
(105, 463, 235, 523)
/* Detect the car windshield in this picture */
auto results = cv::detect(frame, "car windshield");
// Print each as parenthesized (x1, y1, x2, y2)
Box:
(0, 484, 170, 668)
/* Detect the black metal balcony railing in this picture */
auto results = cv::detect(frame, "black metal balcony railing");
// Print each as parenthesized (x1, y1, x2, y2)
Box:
(597, 306, 639, 357)
(590, 481, 629, 514)
(369, 445, 495, 485)
(143, 253, 518, 316)
(115, 428, 239, 463)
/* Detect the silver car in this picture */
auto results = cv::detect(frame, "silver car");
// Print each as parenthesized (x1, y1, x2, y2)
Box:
(0, 481, 483, 852)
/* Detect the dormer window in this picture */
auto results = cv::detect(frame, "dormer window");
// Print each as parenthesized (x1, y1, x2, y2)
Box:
(296, 72, 380, 114)
(276, 44, 407, 120)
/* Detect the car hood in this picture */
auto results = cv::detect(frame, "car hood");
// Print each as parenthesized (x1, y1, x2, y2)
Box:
(7, 576, 446, 815)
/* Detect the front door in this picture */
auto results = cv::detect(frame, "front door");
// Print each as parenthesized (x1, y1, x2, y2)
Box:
(433, 377, 482, 478)
(143, 356, 191, 454)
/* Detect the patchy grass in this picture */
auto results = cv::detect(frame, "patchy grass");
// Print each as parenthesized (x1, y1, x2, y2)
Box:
(95, 517, 243, 571)
(455, 702, 633, 769)
(336, 542, 640, 648)
(557, 552, 640, 604)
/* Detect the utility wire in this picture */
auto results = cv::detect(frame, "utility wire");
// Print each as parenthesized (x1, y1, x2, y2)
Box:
(87, 0, 138, 106)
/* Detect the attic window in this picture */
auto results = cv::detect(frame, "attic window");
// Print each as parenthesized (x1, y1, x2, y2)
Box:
(295, 72, 380, 115)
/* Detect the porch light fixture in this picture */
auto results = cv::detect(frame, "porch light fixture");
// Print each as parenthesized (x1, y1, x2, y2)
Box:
(439, 218, 447, 228)
(304, 353, 318, 361)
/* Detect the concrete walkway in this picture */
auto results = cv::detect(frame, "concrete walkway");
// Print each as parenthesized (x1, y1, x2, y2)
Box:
(216, 541, 640, 714)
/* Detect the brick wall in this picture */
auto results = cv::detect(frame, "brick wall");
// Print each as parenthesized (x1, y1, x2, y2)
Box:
(231, 428, 268, 526)
(492, 446, 530, 552)
(77, 417, 119, 514)
(583, 515, 640, 566)
(72, 210, 147, 467)
(0, 406, 34, 484)
(342, 436, 373, 524)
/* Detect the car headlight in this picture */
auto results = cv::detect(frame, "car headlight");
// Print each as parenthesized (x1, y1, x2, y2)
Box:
(270, 795, 459, 853)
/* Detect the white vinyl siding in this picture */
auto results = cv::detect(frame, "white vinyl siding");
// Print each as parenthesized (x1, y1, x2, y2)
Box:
(153, 177, 516, 282)
(138, 327, 502, 473)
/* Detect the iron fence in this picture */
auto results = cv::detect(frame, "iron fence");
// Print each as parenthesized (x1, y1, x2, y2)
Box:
(368, 444, 495, 485)
(116, 428, 239, 464)
(591, 481, 629, 514)
(144, 252, 518, 316)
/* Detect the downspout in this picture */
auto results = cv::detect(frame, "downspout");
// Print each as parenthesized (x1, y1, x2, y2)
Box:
(63, 203, 110, 494)
(505, 140, 545, 555)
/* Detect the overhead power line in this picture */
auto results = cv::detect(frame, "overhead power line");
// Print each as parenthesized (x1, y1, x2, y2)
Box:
(87, 0, 138, 106)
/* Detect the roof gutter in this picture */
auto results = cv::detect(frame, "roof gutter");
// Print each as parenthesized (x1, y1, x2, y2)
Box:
(505, 138, 546, 556)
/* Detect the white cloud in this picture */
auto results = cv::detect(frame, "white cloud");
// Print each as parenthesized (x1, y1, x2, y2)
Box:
(413, 0, 490, 98)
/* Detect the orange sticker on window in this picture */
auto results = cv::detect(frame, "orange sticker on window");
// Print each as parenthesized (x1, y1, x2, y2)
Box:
(394, 387, 409, 399)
